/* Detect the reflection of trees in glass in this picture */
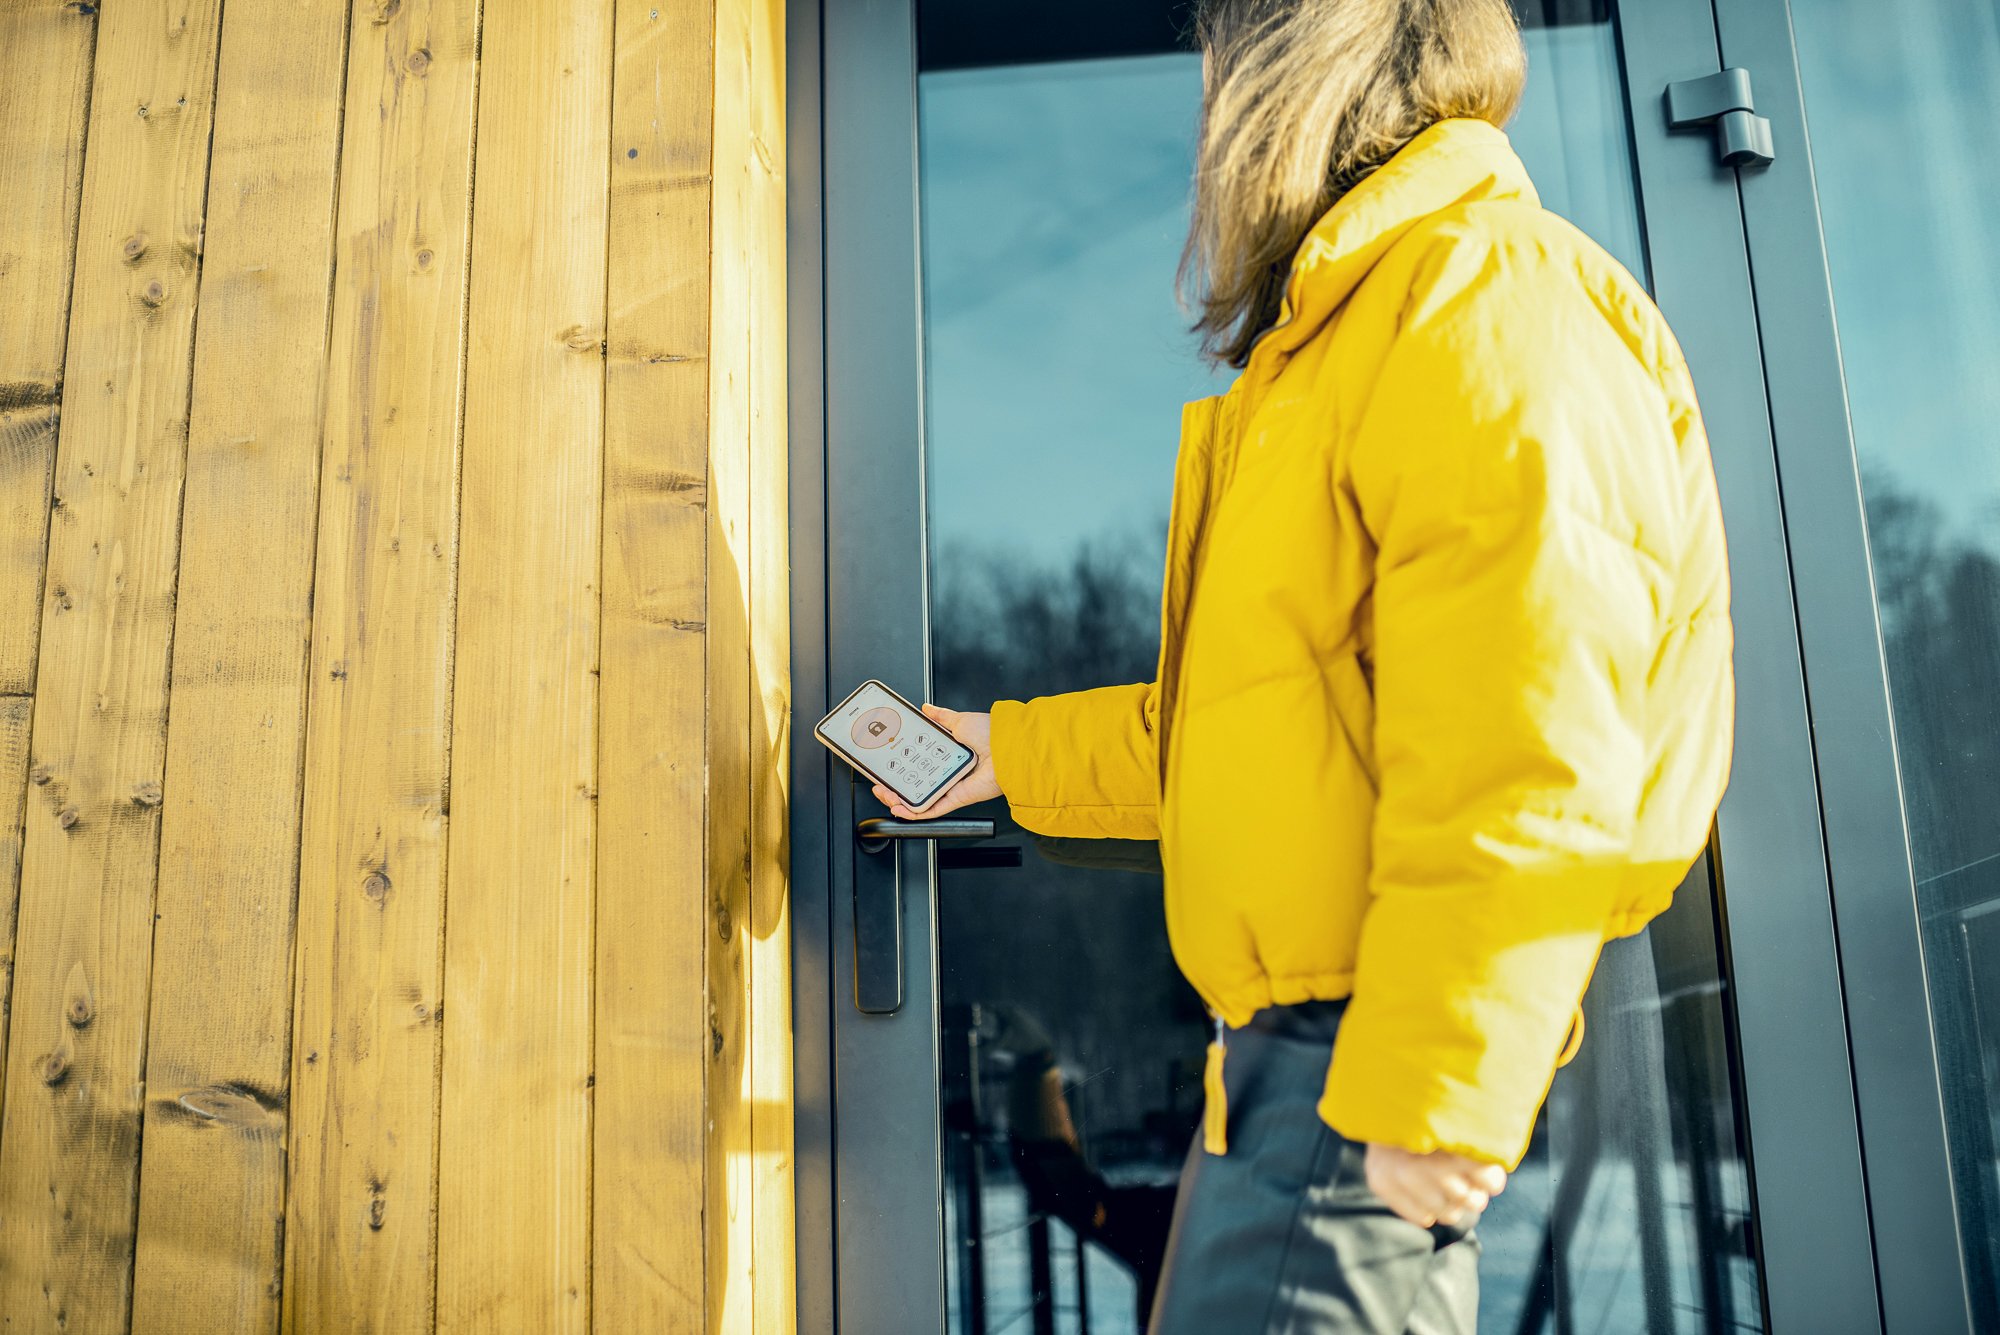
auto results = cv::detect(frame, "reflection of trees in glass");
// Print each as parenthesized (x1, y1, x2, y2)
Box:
(928, 527, 1205, 1167)
(931, 528, 1165, 710)
(1865, 472, 2000, 1312)
(1862, 469, 2000, 884)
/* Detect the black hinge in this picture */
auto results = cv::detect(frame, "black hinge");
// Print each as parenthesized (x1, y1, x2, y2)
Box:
(1665, 68, 1776, 167)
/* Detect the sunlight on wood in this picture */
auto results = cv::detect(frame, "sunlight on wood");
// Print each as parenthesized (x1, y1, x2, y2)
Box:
(0, 0, 791, 1328)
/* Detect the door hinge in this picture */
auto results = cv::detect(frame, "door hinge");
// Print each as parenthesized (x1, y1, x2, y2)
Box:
(1665, 68, 1776, 167)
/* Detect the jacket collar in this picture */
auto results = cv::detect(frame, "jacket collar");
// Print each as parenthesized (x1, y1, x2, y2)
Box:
(1254, 118, 1539, 362)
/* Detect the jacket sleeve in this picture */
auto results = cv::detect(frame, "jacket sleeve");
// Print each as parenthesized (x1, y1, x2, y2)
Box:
(1322, 258, 1666, 1168)
(988, 683, 1160, 840)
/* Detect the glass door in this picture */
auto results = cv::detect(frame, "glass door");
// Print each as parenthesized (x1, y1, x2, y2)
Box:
(1697, 0, 2000, 1327)
(793, 1, 1883, 1330)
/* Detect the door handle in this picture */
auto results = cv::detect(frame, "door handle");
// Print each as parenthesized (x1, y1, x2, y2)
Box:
(856, 815, 995, 852)
(1665, 68, 1775, 168)
(852, 816, 996, 1015)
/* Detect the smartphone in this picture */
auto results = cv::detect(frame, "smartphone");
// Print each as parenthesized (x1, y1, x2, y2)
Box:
(815, 679, 977, 812)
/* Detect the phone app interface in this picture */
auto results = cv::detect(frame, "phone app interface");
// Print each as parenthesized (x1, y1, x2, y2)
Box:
(826, 682, 970, 804)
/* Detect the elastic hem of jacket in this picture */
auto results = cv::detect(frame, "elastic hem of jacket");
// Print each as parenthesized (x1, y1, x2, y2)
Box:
(1201, 969, 1358, 1030)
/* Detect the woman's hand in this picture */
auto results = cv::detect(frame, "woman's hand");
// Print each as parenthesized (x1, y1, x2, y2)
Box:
(1364, 1143, 1507, 1231)
(870, 703, 1001, 819)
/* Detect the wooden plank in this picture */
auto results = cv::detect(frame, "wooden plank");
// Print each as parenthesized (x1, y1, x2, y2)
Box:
(433, 0, 610, 1325)
(592, 0, 713, 1327)
(733, 0, 795, 1327)
(0, 696, 29, 1092)
(279, 0, 483, 1328)
(707, 0, 791, 1321)
(0, 0, 228, 1327)
(0, 0, 96, 698)
(125, 1, 350, 1328)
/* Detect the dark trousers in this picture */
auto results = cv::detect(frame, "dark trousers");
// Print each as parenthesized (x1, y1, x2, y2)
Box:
(1148, 1001, 1480, 1335)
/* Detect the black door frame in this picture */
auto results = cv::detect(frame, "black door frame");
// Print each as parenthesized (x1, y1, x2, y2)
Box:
(786, 0, 1968, 1329)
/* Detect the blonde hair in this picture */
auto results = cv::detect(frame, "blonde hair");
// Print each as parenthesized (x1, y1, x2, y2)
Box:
(1182, 0, 1527, 367)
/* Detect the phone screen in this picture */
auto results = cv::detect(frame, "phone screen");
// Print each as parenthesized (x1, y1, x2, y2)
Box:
(815, 680, 976, 809)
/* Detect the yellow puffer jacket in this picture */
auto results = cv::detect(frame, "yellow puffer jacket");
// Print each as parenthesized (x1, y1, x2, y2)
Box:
(987, 118, 1733, 1169)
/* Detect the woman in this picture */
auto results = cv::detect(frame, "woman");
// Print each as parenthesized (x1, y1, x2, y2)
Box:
(876, 0, 1734, 1329)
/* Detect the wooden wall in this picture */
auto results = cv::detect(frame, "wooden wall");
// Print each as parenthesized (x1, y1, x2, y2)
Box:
(0, 0, 792, 1330)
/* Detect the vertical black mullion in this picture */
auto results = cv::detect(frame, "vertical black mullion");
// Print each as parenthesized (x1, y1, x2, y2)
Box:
(1613, 1, 1883, 1330)
(819, 0, 949, 1331)
(1708, 0, 1974, 1329)
(787, 0, 835, 1328)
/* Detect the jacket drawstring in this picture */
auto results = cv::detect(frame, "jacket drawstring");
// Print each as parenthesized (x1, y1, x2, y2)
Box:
(1203, 1016, 1229, 1156)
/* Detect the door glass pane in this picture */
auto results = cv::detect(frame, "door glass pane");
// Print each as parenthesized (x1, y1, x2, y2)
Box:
(915, 5, 1761, 1330)
(1790, 0, 2000, 1309)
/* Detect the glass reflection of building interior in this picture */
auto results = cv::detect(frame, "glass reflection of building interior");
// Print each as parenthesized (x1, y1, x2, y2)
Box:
(916, 1, 1763, 1331)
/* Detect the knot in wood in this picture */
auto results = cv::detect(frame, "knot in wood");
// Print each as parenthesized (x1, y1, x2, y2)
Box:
(36, 1050, 70, 1087)
(64, 962, 94, 1029)
(57, 806, 79, 830)
(362, 870, 391, 903)
(132, 780, 163, 807)
(140, 280, 166, 307)
(407, 47, 431, 75)
(122, 233, 148, 263)
(29, 764, 51, 786)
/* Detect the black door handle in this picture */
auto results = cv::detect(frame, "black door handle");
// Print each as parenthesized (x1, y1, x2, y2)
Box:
(852, 815, 996, 1015)
(855, 816, 995, 852)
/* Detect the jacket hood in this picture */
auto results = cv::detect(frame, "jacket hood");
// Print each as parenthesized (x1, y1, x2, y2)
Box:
(1260, 117, 1539, 361)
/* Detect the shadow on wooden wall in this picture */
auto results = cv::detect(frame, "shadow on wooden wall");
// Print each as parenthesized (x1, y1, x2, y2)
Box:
(0, 0, 791, 1330)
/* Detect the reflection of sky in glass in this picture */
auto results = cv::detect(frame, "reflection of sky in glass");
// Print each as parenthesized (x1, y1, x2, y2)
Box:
(1795, 0, 2000, 543)
(919, 55, 1220, 569)
(917, 26, 1643, 569)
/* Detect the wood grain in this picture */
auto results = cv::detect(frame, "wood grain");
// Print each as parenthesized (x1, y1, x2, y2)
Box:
(0, 0, 96, 698)
(0, 695, 29, 1098)
(591, 0, 714, 1326)
(0, 0, 228, 1327)
(734, 0, 796, 1327)
(433, 0, 610, 1326)
(126, 1, 351, 1328)
(710, 0, 793, 1328)
(280, 0, 483, 1329)
(0, 2, 801, 1327)
(708, 0, 760, 1318)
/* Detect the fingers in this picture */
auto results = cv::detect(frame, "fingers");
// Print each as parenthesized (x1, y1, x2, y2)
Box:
(870, 781, 962, 821)
(1431, 1178, 1491, 1226)
(869, 783, 918, 820)
(1365, 1144, 1506, 1230)
(920, 702, 959, 734)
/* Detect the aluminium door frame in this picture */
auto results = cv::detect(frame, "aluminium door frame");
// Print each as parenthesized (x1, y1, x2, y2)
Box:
(787, 0, 1894, 1330)
(1705, 1, 1975, 1329)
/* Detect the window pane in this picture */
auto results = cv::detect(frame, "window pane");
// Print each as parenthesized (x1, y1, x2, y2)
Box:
(1791, 0, 2000, 1310)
